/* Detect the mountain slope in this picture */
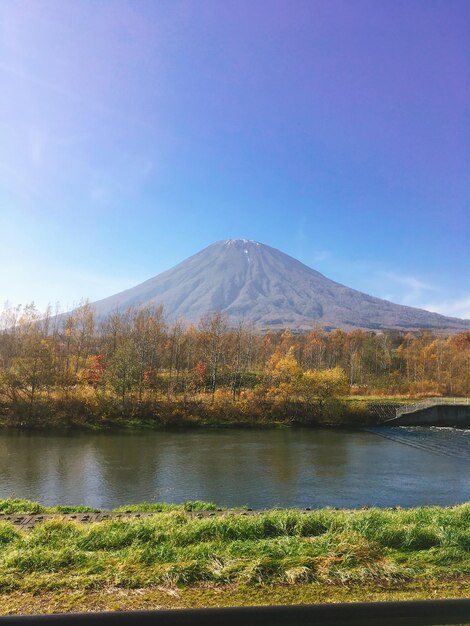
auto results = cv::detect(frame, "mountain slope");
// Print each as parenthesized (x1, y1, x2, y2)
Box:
(91, 240, 470, 331)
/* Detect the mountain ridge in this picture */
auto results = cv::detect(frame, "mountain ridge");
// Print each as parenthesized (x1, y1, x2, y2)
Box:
(91, 240, 470, 332)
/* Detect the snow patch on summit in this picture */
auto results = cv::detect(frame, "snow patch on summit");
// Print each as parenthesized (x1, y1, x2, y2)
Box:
(225, 239, 260, 246)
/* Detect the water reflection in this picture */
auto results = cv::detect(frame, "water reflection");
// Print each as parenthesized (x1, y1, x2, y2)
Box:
(0, 428, 469, 509)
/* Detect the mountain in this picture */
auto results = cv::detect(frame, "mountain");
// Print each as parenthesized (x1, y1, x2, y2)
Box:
(91, 240, 470, 331)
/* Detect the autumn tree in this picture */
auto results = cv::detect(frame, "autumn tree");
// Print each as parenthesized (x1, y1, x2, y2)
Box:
(132, 306, 166, 400)
(106, 343, 140, 404)
(298, 367, 349, 421)
(199, 312, 228, 403)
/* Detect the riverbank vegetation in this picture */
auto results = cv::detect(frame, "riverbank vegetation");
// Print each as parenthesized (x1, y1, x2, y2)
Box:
(0, 499, 469, 613)
(0, 303, 469, 428)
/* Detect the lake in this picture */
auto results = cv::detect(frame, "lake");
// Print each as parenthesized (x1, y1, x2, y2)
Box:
(0, 427, 469, 509)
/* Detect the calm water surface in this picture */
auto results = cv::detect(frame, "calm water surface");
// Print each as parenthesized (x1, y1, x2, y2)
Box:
(0, 427, 469, 509)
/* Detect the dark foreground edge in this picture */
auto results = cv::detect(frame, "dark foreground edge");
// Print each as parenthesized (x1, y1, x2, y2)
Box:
(1, 600, 470, 626)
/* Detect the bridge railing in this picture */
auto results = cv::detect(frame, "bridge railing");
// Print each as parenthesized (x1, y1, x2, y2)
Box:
(1, 599, 470, 625)
(396, 397, 470, 417)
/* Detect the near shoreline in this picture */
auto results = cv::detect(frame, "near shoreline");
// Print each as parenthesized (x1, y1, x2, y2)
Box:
(0, 499, 469, 614)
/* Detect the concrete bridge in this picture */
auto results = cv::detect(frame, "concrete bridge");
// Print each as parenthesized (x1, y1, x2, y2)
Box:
(385, 397, 470, 427)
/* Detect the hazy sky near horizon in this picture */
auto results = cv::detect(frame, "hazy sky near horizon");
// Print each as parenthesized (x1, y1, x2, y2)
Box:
(1, 0, 469, 318)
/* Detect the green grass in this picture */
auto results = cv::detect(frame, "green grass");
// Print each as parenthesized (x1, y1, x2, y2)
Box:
(0, 498, 218, 515)
(0, 500, 469, 601)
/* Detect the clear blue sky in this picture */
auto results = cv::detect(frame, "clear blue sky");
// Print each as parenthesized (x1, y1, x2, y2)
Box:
(1, 0, 469, 318)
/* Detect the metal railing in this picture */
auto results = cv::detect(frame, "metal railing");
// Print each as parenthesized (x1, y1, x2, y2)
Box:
(396, 397, 470, 417)
(0, 599, 469, 625)
(368, 402, 397, 422)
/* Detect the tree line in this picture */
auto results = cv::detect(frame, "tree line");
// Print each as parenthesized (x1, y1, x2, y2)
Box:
(0, 302, 469, 426)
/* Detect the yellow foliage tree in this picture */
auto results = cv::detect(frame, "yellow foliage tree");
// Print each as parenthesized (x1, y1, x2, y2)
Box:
(266, 347, 302, 384)
(299, 367, 349, 407)
(265, 347, 302, 403)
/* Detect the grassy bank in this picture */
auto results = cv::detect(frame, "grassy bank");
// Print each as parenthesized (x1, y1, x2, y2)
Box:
(0, 499, 469, 613)
(0, 394, 401, 430)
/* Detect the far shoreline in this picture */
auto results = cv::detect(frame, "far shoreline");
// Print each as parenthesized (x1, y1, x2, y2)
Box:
(0, 395, 401, 431)
(2, 395, 467, 431)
